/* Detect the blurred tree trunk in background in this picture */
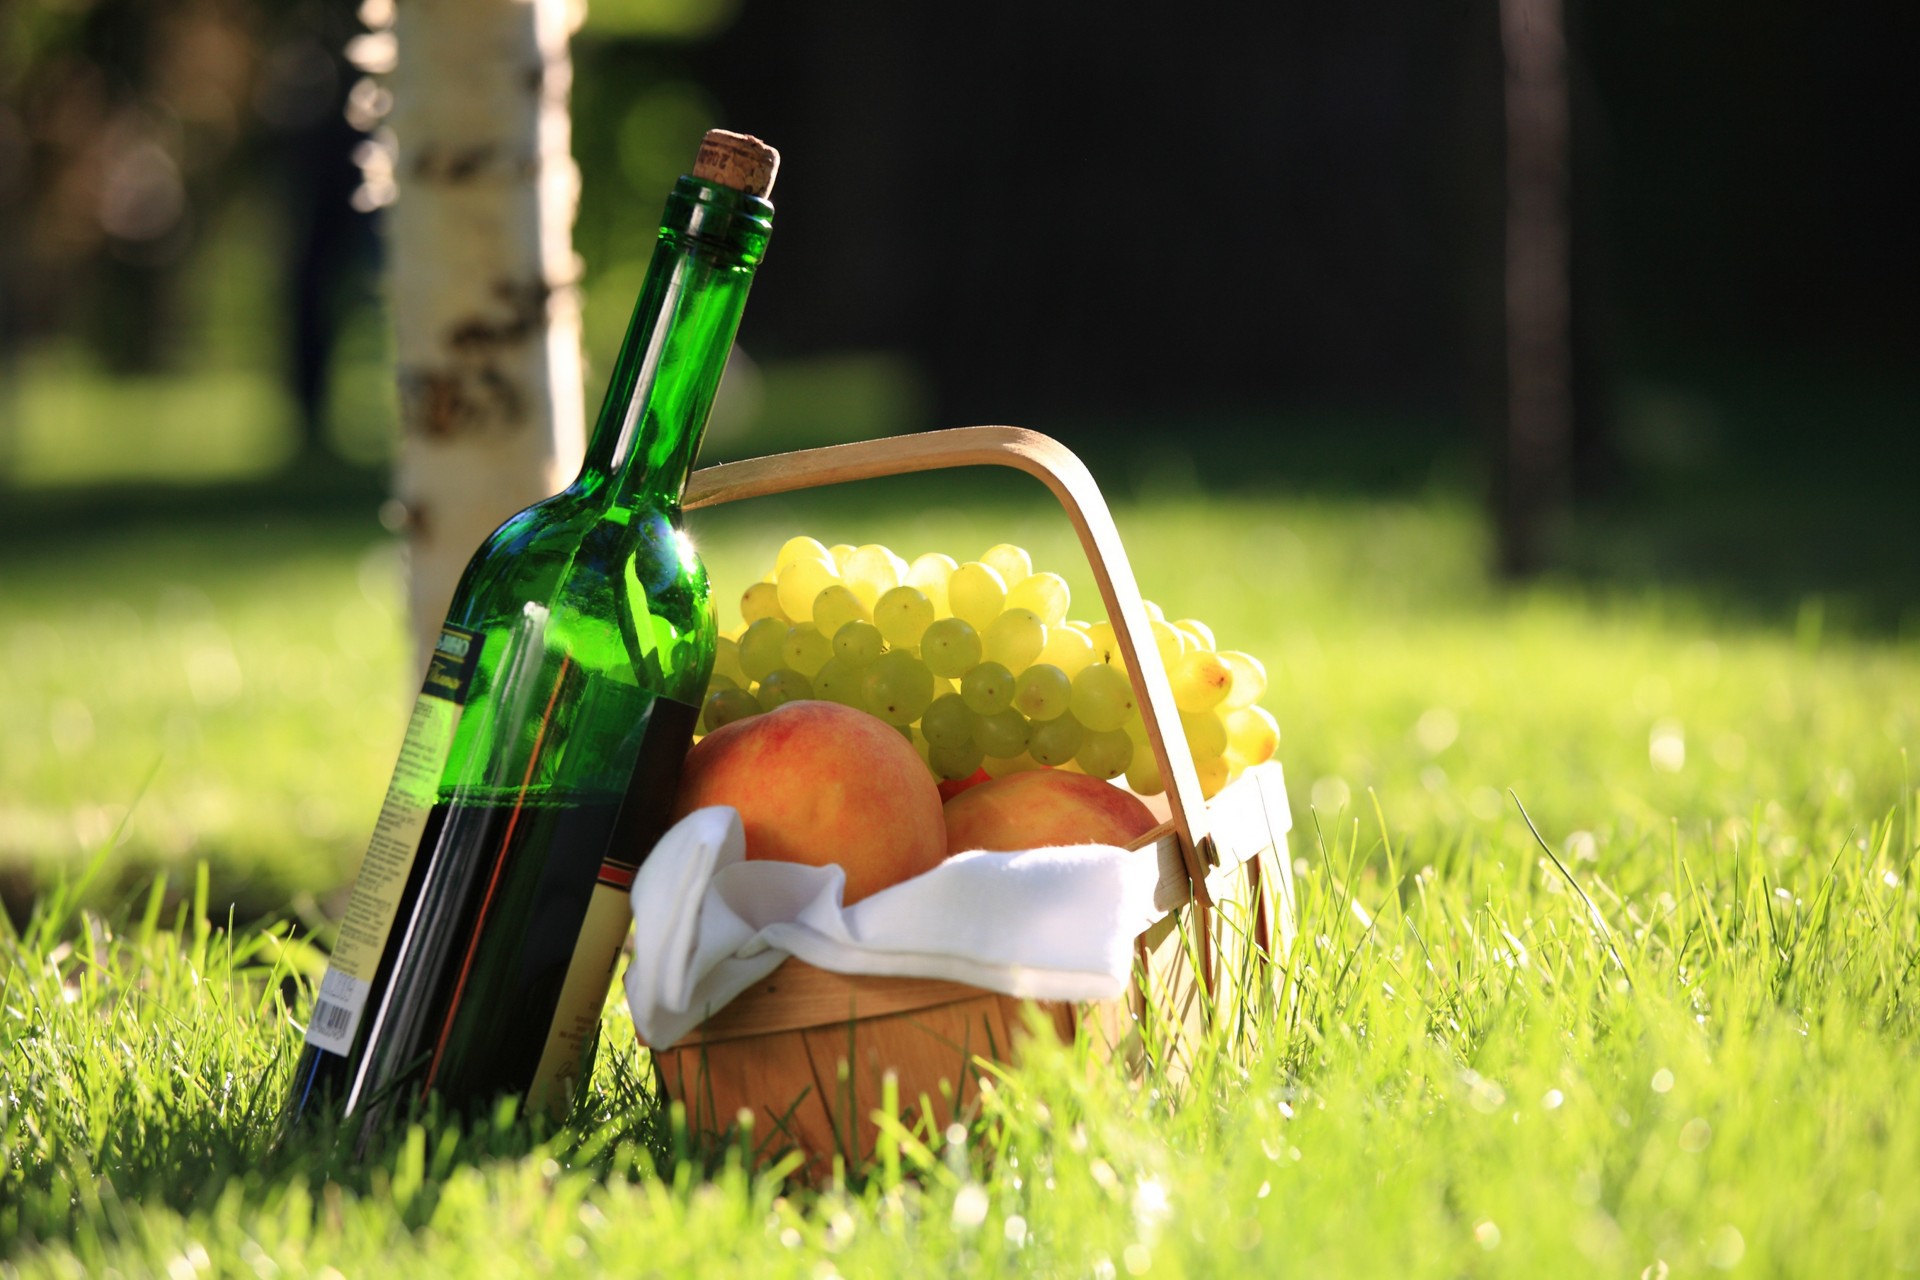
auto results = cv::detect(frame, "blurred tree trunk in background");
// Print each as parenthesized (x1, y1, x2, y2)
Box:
(375, 0, 586, 672)
(1495, 0, 1573, 577)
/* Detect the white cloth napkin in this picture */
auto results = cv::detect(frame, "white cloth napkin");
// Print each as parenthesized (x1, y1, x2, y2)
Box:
(623, 805, 1162, 1049)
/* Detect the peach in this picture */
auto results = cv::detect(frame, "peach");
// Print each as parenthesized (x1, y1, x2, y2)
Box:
(672, 700, 947, 903)
(942, 768, 1158, 856)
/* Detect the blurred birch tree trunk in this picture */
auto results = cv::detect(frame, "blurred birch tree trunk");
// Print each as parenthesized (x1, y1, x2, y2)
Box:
(354, 0, 587, 672)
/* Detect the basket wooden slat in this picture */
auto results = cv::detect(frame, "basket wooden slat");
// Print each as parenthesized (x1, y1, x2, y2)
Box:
(647, 427, 1296, 1177)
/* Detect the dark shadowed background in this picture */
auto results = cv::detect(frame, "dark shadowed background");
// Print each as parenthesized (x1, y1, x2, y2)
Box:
(2, 0, 1916, 624)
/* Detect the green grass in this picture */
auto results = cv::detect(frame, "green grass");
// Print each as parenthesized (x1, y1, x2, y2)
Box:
(4, 476, 1919, 1275)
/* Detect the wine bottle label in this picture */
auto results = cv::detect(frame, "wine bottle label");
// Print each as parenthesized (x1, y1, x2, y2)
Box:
(306, 625, 481, 1056)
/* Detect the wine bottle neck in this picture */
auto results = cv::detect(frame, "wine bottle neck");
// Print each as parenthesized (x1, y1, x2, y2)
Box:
(578, 176, 772, 515)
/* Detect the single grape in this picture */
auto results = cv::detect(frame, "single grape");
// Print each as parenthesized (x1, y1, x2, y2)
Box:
(947, 561, 1007, 631)
(1195, 754, 1230, 799)
(1070, 662, 1136, 733)
(1181, 709, 1229, 760)
(1225, 705, 1280, 764)
(1075, 727, 1134, 780)
(920, 616, 982, 678)
(960, 661, 1015, 715)
(874, 584, 936, 650)
(1124, 750, 1164, 797)
(811, 584, 870, 637)
(1169, 649, 1234, 714)
(844, 543, 907, 607)
(1121, 709, 1151, 744)
(928, 738, 986, 782)
(972, 707, 1031, 757)
(738, 617, 792, 682)
(1035, 624, 1096, 678)
(1151, 617, 1189, 670)
(1141, 598, 1166, 622)
(702, 687, 759, 733)
(1005, 571, 1070, 625)
(828, 543, 857, 573)
(1174, 618, 1216, 651)
(979, 542, 1032, 587)
(862, 650, 935, 725)
(1086, 620, 1120, 666)
(756, 667, 814, 711)
(811, 657, 863, 706)
(906, 552, 958, 615)
(833, 619, 886, 667)
(776, 535, 832, 573)
(1218, 650, 1269, 710)
(776, 555, 840, 622)
(781, 623, 834, 676)
(1013, 663, 1072, 721)
(712, 635, 748, 686)
(920, 693, 978, 750)
(983, 607, 1047, 672)
(740, 580, 788, 626)
(704, 672, 739, 695)
(1028, 712, 1085, 767)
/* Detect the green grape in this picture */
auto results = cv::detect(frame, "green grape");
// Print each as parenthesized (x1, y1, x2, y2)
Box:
(862, 650, 935, 725)
(920, 693, 978, 750)
(1121, 710, 1151, 745)
(1226, 705, 1280, 763)
(776, 535, 831, 573)
(756, 667, 814, 711)
(702, 687, 760, 733)
(833, 620, 886, 667)
(1151, 617, 1189, 670)
(740, 580, 788, 625)
(874, 585, 936, 650)
(972, 707, 1031, 757)
(960, 661, 1015, 715)
(1196, 754, 1230, 799)
(1075, 727, 1134, 780)
(929, 738, 985, 782)
(844, 543, 906, 607)
(1036, 624, 1096, 678)
(1124, 750, 1163, 797)
(1069, 662, 1136, 733)
(828, 543, 857, 573)
(781, 623, 834, 676)
(738, 617, 792, 682)
(776, 555, 840, 622)
(811, 584, 870, 637)
(1169, 649, 1233, 714)
(712, 635, 748, 686)
(704, 672, 739, 695)
(1181, 709, 1229, 760)
(1028, 712, 1085, 767)
(980, 542, 1032, 587)
(948, 561, 1007, 631)
(812, 657, 863, 706)
(1218, 650, 1269, 711)
(1086, 620, 1120, 665)
(1013, 663, 1072, 721)
(1174, 617, 1216, 651)
(906, 552, 958, 615)
(984, 607, 1047, 672)
(920, 617, 982, 678)
(1005, 571, 1070, 626)
(1141, 598, 1165, 622)
(982, 752, 1041, 779)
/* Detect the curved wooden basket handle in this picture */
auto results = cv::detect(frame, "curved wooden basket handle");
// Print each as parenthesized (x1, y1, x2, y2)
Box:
(684, 425, 1218, 904)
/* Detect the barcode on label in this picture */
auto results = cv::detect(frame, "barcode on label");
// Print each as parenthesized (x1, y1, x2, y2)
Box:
(313, 1000, 353, 1037)
(305, 967, 369, 1055)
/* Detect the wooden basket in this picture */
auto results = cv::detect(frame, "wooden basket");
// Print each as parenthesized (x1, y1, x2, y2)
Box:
(646, 426, 1297, 1177)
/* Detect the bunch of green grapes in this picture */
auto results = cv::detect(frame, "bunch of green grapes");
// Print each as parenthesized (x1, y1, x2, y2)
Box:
(699, 536, 1279, 800)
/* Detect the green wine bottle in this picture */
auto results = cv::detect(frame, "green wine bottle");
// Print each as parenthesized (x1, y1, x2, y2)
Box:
(287, 129, 779, 1129)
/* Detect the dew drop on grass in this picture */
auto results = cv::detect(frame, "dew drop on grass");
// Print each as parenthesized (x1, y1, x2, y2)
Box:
(1543, 1089, 1565, 1110)
(1475, 1220, 1502, 1251)
(951, 1184, 989, 1230)
(1651, 1068, 1675, 1094)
